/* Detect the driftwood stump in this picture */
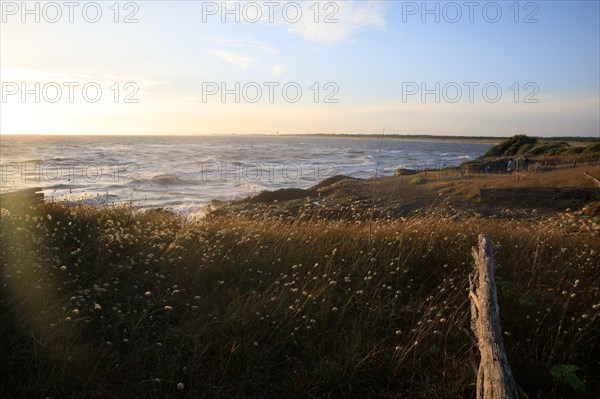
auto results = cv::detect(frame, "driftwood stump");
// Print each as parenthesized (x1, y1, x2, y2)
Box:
(470, 234, 519, 399)
(585, 171, 600, 188)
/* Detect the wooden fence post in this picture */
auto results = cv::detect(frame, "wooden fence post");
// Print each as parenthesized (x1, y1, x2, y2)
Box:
(585, 171, 600, 188)
(469, 234, 519, 399)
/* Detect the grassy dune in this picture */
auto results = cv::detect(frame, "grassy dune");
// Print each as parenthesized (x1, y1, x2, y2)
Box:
(1, 199, 599, 398)
(483, 135, 600, 159)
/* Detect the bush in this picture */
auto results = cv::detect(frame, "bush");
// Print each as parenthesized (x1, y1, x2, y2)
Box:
(410, 176, 424, 185)
(528, 142, 570, 156)
(484, 135, 538, 157)
(583, 143, 600, 154)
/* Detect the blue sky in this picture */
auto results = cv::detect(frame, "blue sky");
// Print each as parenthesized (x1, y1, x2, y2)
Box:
(1, 0, 599, 136)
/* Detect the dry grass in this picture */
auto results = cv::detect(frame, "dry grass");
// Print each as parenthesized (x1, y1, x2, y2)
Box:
(332, 164, 600, 218)
(475, 165, 600, 188)
(1, 200, 599, 398)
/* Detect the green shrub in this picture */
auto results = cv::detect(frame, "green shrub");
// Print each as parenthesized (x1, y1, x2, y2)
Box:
(550, 364, 586, 393)
(484, 135, 538, 157)
(583, 143, 600, 154)
(527, 142, 570, 156)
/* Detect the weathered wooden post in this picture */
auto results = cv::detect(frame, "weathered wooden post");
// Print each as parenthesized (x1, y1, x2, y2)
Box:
(585, 171, 600, 188)
(469, 234, 519, 399)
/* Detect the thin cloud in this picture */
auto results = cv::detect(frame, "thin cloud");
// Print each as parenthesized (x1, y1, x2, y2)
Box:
(278, 1, 386, 45)
(204, 49, 258, 68)
(209, 1, 386, 45)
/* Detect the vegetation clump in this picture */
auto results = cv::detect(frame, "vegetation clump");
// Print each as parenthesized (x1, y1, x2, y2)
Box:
(483, 135, 599, 159)
(410, 176, 424, 185)
(484, 135, 538, 157)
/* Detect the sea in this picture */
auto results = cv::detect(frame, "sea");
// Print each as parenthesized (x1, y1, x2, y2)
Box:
(0, 135, 494, 215)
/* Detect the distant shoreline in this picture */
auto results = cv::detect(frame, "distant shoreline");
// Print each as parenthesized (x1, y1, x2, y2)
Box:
(278, 134, 502, 144)
(276, 133, 600, 146)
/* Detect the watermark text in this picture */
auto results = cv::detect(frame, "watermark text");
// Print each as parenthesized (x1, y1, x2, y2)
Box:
(1, 82, 140, 103)
(401, 81, 539, 103)
(1, 1, 140, 23)
(201, 82, 339, 103)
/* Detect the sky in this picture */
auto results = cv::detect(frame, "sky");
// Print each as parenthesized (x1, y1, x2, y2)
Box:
(0, 0, 599, 136)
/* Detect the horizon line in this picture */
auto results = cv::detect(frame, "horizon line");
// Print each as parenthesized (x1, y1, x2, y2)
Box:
(1, 133, 598, 140)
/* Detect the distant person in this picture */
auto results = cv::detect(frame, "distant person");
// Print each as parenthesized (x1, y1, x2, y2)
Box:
(484, 165, 492, 174)
(507, 158, 515, 173)
(522, 155, 530, 171)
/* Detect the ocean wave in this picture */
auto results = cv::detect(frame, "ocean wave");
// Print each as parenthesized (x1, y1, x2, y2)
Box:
(131, 174, 191, 186)
(82, 194, 122, 206)
(45, 183, 80, 190)
(59, 193, 123, 206)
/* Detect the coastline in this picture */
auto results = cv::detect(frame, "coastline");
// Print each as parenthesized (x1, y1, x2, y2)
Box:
(0, 135, 495, 208)
(275, 134, 503, 144)
(3, 151, 599, 218)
